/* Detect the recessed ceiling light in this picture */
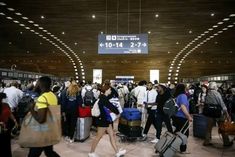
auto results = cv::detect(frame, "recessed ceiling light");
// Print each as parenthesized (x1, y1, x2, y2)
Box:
(61, 32, 65, 35)
(0, 12, 5, 16)
(100, 31, 104, 34)
(9, 42, 12, 45)
(15, 12, 22, 16)
(83, 51, 86, 54)
(214, 41, 218, 44)
(155, 14, 159, 18)
(148, 31, 151, 34)
(223, 18, 230, 21)
(189, 30, 192, 34)
(176, 42, 179, 45)
(41, 15, 45, 19)
(25, 27, 30, 29)
(208, 28, 213, 31)
(0, 2, 6, 6)
(213, 25, 218, 28)
(74, 42, 78, 45)
(40, 42, 42, 45)
(204, 31, 209, 34)
(28, 20, 34, 23)
(168, 51, 171, 54)
(27, 51, 29, 53)
(38, 27, 43, 29)
(211, 13, 215, 17)
(22, 17, 28, 20)
(229, 51, 233, 53)
(228, 25, 234, 28)
(20, 32, 23, 34)
(223, 28, 228, 31)
(19, 24, 25, 27)
(218, 30, 223, 33)
(7, 8, 15, 11)
(13, 20, 19, 23)
(92, 14, 96, 19)
(33, 24, 39, 27)
(230, 14, 235, 17)
(6, 17, 13, 20)
(30, 30, 35, 32)
(218, 22, 224, 25)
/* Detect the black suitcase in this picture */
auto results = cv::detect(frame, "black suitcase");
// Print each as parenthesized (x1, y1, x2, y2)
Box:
(118, 123, 142, 137)
(193, 114, 207, 138)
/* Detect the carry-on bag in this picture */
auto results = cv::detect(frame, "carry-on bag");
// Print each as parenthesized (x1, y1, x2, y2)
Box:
(121, 108, 141, 121)
(155, 121, 190, 157)
(74, 117, 92, 142)
(193, 114, 207, 138)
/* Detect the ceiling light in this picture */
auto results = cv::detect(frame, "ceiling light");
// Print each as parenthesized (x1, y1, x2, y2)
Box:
(176, 42, 179, 45)
(9, 42, 12, 45)
(19, 24, 25, 27)
(229, 51, 233, 53)
(6, 17, 13, 20)
(189, 30, 192, 34)
(218, 30, 223, 33)
(223, 28, 228, 31)
(20, 32, 23, 34)
(218, 22, 224, 25)
(74, 42, 78, 45)
(92, 14, 96, 19)
(223, 18, 230, 21)
(214, 33, 218, 36)
(30, 30, 35, 32)
(214, 41, 218, 44)
(208, 28, 213, 31)
(40, 42, 42, 45)
(204, 31, 209, 34)
(168, 77, 171, 80)
(211, 13, 215, 17)
(213, 25, 218, 28)
(83, 51, 86, 54)
(38, 27, 43, 29)
(228, 25, 234, 28)
(22, 17, 28, 20)
(27, 51, 29, 53)
(155, 14, 159, 18)
(28, 20, 34, 23)
(7, 8, 15, 11)
(61, 32, 65, 35)
(229, 14, 235, 17)
(148, 31, 151, 34)
(25, 27, 30, 29)
(41, 15, 45, 19)
(0, 2, 6, 6)
(0, 12, 5, 16)
(15, 12, 22, 16)
(13, 20, 19, 23)
(34, 24, 39, 27)
(168, 51, 171, 54)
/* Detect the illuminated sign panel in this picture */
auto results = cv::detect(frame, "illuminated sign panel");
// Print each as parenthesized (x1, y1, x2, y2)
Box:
(98, 34, 148, 54)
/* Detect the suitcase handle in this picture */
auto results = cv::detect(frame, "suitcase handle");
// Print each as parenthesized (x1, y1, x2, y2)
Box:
(179, 120, 191, 134)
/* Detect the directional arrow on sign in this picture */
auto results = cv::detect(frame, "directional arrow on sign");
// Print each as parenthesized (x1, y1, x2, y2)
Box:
(100, 43, 104, 47)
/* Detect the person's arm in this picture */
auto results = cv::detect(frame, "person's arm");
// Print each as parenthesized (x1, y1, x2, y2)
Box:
(180, 104, 193, 122)
(105, 99, 119, 114)
(29, 98, 48, 124)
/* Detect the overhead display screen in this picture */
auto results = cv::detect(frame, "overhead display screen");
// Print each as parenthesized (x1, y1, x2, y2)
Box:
(98, 34, 148, 54)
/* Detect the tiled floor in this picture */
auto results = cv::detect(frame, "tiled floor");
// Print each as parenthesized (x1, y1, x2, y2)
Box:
(12, 125, 235, 157)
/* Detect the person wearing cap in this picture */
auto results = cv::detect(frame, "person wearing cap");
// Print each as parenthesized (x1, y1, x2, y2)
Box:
(203, 82, 233, 147)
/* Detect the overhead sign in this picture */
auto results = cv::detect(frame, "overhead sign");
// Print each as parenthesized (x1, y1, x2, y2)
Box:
(98, 34, 148, 54)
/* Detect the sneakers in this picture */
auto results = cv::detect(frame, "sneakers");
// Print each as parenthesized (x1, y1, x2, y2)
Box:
(88, 153, 98, 157)
(140, 134, 147, 141)
(151, 138, 159, 144)
(69, 139, 74, 143)
(115, 148, 126, 157)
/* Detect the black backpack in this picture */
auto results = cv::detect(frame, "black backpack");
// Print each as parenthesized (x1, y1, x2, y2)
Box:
(17, 95, 33, 118)
(84, 88, 95, 105)
(163, 98, 179, 117)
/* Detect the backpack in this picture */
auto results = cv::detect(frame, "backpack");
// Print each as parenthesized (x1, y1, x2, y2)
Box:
(163, 98, 179, 117)
(84, 88, 95, 105)
(17, 95, 34, 118)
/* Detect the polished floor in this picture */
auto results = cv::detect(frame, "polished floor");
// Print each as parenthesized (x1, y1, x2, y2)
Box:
(12, 124, 235, 157)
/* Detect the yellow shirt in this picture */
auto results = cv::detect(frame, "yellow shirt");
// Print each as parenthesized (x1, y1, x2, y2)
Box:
(35, 91, 58, 109)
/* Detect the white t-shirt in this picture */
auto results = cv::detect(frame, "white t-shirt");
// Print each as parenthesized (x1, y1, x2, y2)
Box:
(4, 86, 23, 110)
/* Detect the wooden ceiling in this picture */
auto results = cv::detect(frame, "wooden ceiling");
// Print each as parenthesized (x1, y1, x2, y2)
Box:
(0, 0, 235, 82)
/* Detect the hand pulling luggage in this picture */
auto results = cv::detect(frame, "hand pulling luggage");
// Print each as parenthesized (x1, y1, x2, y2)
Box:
(121, 108, 141, 121)
(74, 117, 92, 142)
(118, 123, 142, 137)
(193, 114, 207, 138)
(155, 121, 191, 157)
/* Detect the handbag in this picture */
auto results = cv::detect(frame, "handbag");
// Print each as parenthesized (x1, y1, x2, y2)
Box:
(18, 96, 61, 148)
(203, 104, 222, 118)
(219, 121, 235, 135)
(91, 99, 100, 117)
(78, 105, 91, 118)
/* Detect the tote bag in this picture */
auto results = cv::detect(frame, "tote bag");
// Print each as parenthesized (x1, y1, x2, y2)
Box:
(19, 96, 61, 148)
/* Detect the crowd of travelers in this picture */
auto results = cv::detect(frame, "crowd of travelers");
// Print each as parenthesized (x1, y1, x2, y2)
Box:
(0, 77, 235, 157)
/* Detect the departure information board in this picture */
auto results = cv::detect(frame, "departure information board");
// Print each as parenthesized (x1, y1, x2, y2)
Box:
(98, 34, 148, 54)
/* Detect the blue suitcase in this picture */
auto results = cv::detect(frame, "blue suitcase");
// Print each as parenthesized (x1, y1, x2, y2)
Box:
(193, 114, 208, 138)
(121, 108, 141, 121)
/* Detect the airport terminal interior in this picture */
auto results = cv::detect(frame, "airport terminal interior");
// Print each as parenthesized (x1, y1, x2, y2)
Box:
(0, 0, 235, 157)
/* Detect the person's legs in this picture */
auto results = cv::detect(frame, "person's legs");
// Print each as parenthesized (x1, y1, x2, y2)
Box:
(203, 117, 214, 145)
(90, 127, 106, 153)
(44, 145, 60, 157)
(155, 112, 163, 139)
(69, 112, 77, 140)
(106, 124, 118, 153)
(28, 147, 43, 157)
(163, 114, 173, 133)
(143, 109, 153, 135)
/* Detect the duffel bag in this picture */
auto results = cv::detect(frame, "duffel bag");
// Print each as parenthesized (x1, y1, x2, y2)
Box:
(219, 121, 235, 135)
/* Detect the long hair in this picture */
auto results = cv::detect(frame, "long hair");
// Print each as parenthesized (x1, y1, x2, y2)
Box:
(173, 84, 186, 98)
(67, 82, 80, 97)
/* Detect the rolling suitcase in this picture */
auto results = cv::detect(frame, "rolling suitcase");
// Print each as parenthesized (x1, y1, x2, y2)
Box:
(193, 114, 207, 138)
(74, 117, 92, 142)
(155, 121, 190, 157)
